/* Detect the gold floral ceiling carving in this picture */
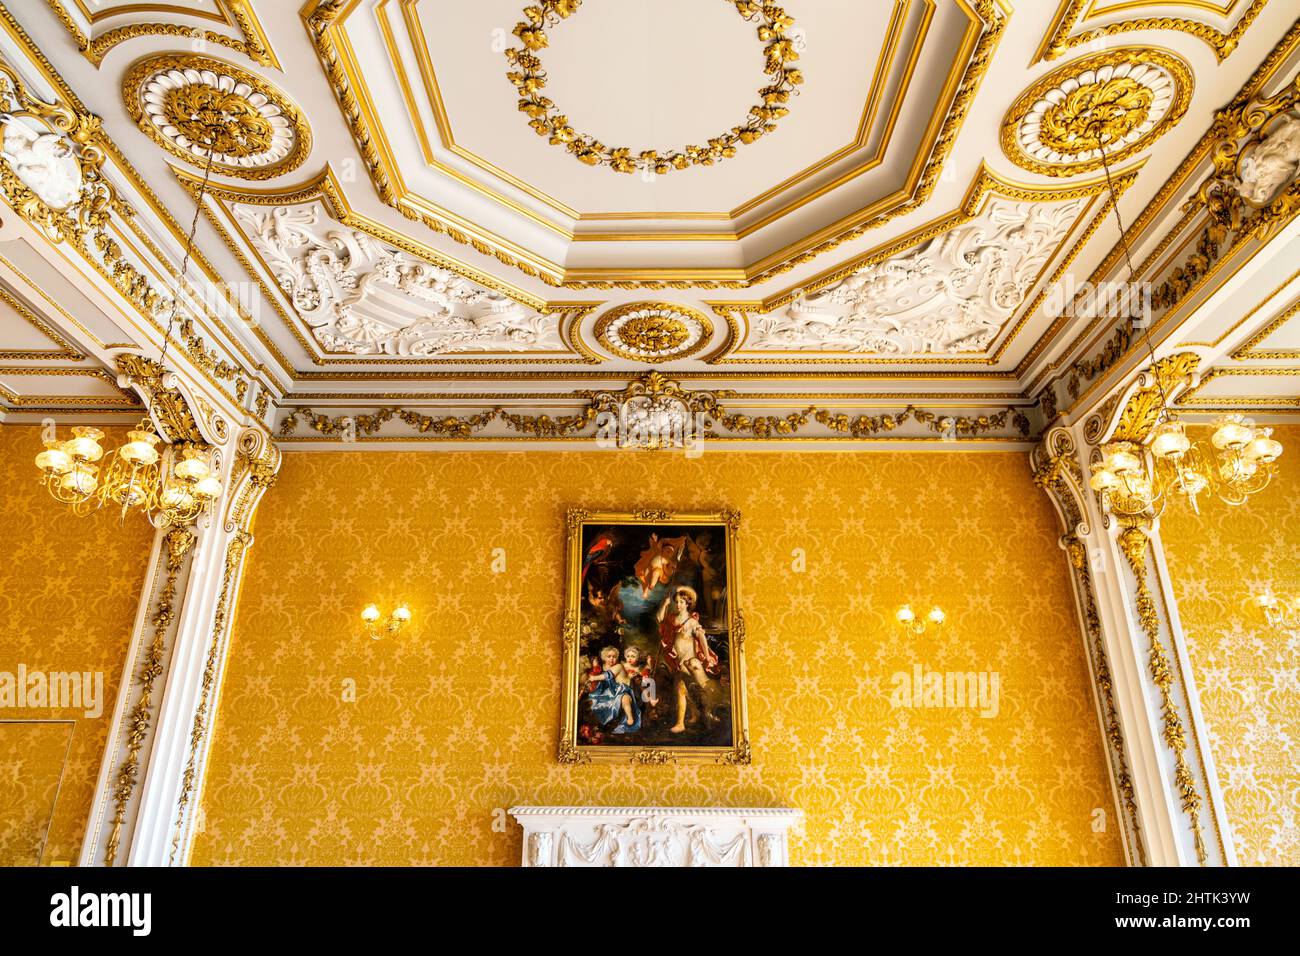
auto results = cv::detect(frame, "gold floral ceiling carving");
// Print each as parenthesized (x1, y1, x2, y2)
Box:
(593, 302, 714, 363)
(122, 53, 310, 180)
(1002, 48, 1192, 177)
(505, 0, 802, 175)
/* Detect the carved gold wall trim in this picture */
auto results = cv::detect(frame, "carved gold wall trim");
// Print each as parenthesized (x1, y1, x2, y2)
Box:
(1117, 524, 1209, 865)
(300, 0, 1008, 288)
(103, 525, 195, 867)
(1030, 429, 1145, 865)
(1034, 0, 1270, 64)
(169, 432, 278, 864)
(44, 0, 280, 68)
(1109, 352, 1201, 443)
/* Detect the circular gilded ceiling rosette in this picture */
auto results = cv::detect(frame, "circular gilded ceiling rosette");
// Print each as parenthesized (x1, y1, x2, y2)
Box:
(594, 302, 715, 363)
(1001, 48, 1192, 177)
(122, 53, 311, 180)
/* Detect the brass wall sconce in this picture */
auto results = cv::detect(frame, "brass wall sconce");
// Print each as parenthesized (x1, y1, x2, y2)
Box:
(896, 604, 946, 635)
(1252, 590, 1297, 631)
(361, 603, 411, 640)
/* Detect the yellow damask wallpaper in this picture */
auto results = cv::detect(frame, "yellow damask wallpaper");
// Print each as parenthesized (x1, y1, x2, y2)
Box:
(1160, 424, 1300, 867)
(194, 449, 1123, 866)
(0, 424, 155, 865)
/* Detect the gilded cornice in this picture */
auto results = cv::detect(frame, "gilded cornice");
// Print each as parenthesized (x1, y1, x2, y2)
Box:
(1036, 20, 1300, 413)
(1034, 0, 1270, 64)
(43, 0, 280, 69)
(0, 282, 85, 360)
(0, 5, 284, 396)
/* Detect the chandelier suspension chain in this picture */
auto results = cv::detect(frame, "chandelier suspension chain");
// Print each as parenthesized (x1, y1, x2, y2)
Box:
(1092, 118, 1174, 414)
(156, 135, 218, 377)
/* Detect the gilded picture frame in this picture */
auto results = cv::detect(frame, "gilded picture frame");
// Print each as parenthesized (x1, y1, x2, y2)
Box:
(560, 509, 750, 765)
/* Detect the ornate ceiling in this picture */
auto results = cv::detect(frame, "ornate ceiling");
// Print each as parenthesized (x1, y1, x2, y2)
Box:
(0, 0, 1296, 444)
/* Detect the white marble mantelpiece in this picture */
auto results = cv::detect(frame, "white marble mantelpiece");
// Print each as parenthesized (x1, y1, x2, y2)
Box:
(508, 807, 802, 867)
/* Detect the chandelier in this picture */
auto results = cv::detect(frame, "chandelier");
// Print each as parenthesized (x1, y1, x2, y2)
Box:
(1081, 121, 1282, 517)
(34, 129, 229, 526)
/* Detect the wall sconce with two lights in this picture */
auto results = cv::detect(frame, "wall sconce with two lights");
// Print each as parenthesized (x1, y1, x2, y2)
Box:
(361, 603, 412, 640)
(895, 604, 946, 635)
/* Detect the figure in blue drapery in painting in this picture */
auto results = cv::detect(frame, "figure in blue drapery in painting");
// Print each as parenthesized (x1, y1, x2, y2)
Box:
(585, 645, 640, 733)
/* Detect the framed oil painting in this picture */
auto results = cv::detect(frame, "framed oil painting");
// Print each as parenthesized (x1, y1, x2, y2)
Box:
(560, 509, 750, 765)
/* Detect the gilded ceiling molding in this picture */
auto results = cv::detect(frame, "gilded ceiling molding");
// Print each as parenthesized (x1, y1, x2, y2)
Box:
(277, 371, 1033, 443)
(0, 51, 255, 405)
(1173, 366, 1300, 409)
(1084, 352, 1201, 447)
(122, 53, 311, 180)
(709, 164, 1126, 365)
(0, 282, 85, 360)
(179, 165, 605, 365)
(592, 302, 714, 363)
(1029, 427, 1145, 866)
(1002, 48, 1192, 177)
(0, 6, 286, 393)
(0, 366, 139, 408)
(504, 0, 802, 176)
(1034, 0, 1270, 64)
(43, 0, 279, 69)
(301, 0, 1008, 289)
(1062, 69, 1300, 401)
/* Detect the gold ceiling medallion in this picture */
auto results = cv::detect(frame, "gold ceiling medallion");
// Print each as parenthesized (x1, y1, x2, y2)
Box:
(122, 53, 310, 180)
(504, 0, 802, 175)
(594, 302, 714, 363)
(1001, 49, 1191, 177)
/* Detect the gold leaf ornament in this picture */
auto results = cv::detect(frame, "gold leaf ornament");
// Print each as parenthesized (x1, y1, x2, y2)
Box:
(504, 0, 802, 175)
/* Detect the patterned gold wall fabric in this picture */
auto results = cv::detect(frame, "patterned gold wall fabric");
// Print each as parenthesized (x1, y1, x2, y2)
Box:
(0, 424, 155, 865)
(193, 450, 1123, 866)
(0, 721, 72, 865)
(1160, 424, 1300, 867)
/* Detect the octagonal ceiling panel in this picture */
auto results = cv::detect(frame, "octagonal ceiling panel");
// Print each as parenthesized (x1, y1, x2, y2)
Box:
(322, 0, 988, 275)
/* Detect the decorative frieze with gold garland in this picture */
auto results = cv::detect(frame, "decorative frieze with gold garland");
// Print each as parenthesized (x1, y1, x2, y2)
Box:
(277, 372, 1034, 443)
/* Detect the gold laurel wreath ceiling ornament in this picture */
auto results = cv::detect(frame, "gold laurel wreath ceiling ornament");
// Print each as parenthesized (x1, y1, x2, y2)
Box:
(505, 0, 802, 175)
